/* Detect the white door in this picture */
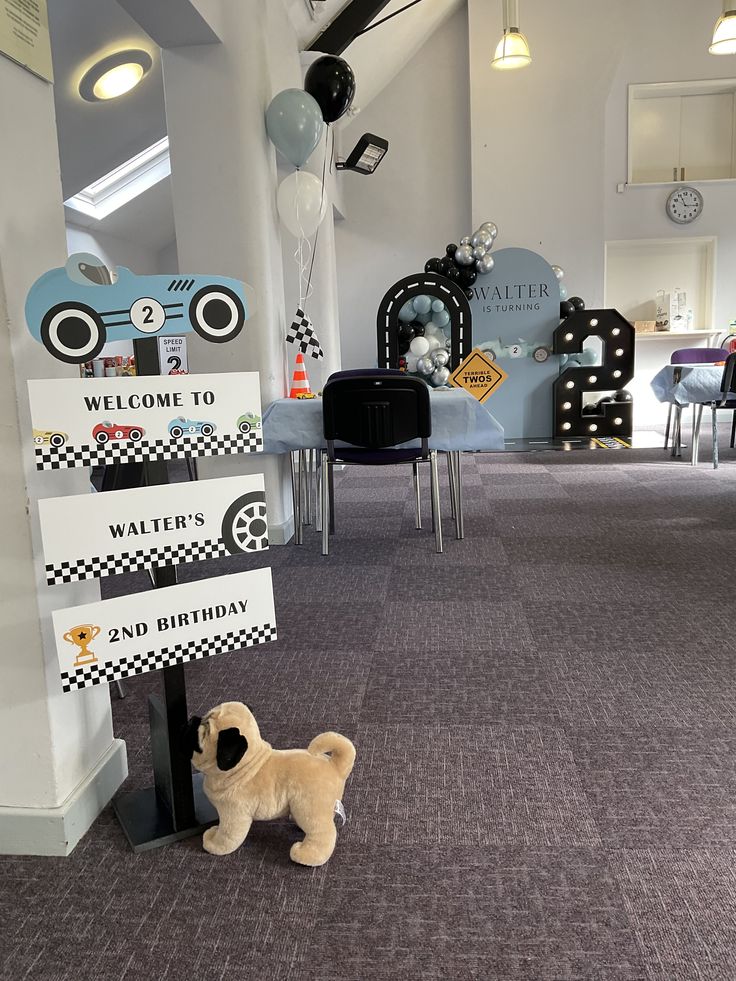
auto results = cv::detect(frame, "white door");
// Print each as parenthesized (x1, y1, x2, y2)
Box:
(680, 93, 734, 181)
(630, 96, 682, 184)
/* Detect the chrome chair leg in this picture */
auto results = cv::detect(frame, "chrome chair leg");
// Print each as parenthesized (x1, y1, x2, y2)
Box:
(446, 453, 457, 521)
(289, 451, 302, 545)
(454, 452, 464, 540)
(316, 457, 322, 533)
(321, 451, 330, 555)
(299, 449, 311, 527)
(731, 410, 736, 449)
(412, 462, 422, 530)
(671, 406, 683, 458)
(114, 680, 126, 699)
(691, 404, 703, 466)
(712, 403, 719, 469)
(664, 403, 672, 449)
(430, 450, 443, 553)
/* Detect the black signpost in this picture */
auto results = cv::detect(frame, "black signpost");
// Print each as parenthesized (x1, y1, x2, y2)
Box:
(110, 337, 217, 851)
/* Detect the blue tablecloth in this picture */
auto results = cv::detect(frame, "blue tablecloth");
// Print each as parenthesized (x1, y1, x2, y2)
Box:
(262, 388, 505, 453)
(651, 364, 725, 406)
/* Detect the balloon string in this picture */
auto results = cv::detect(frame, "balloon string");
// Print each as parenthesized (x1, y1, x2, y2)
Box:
(302, 126, 332, 309)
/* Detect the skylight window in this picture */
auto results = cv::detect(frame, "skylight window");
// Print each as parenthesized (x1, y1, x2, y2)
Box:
(64, 137, 170, 220)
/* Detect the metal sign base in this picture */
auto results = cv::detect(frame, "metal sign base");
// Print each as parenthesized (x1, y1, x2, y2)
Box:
(113, 773, 217, 853)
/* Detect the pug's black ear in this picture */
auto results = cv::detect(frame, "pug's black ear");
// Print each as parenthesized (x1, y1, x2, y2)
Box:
(216, 727, 248, 771)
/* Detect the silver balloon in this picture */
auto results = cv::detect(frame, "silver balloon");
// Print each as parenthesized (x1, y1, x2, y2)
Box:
(416, 356, 434, 376)
(460, 236, 472, 246)
(551, 264, 565, 281)
(432, 366, 450, 386)
(432, 349, 450, 367)
(471, 229, 493, 251)
(454, 244, 475, 267)
(476, 253, 495, 275)
(472, 245, 488, 261)
(480, 221, 498, 240)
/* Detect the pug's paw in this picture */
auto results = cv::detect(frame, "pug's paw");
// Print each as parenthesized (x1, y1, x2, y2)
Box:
(203, 827, 236, 855)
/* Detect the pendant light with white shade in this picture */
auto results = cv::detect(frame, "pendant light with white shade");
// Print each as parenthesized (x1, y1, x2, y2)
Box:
(710, 0, 736, 54)
(491, 0, 531, 70)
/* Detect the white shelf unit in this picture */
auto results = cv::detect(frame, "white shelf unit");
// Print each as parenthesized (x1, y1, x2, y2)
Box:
(628, 78, 736, 186)
(604, 237, 718, 424)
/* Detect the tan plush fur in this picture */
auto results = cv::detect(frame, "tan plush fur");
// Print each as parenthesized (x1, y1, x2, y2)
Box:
(191, 701, 356, 866)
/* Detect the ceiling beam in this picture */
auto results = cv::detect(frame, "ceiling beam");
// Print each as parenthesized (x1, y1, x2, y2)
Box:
(308, 0, 394, 55)
(117, 0, 221, 48)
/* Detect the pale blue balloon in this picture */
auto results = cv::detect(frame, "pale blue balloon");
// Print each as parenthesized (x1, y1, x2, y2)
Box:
(431, 299, 445, 313)
(399, 300, 416, 322)
(266, 89, 324, 169)
(413, 294, 432, 315)
(434, 309, 450, 328)
(416, 312, 432, 324)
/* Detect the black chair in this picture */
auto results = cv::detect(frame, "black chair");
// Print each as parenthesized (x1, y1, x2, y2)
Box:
(320, 370, 442, 554)
(691, 351, 736, 468)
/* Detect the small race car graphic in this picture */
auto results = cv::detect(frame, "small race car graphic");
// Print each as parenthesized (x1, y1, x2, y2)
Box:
(33, 428, 68, 448)
(478, 337, 552, 363)
(168, 417, 217, 439)
(236, 412, 262, 433)
(25, 253, 254, 365)
(92, 421, 145, 444)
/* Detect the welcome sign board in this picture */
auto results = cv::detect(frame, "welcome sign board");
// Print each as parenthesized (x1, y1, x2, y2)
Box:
(53, 567, 276, 693)
(39, 474, 268, 585)
(28, 372, 263, 469)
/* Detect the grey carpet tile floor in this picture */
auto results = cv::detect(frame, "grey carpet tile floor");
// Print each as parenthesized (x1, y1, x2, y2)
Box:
(4, 441, 736, 980)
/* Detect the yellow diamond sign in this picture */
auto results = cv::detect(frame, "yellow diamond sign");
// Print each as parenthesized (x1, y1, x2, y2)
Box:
(449, 348, 508, 403)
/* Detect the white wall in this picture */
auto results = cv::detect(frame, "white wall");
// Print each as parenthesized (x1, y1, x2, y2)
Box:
(335, 4, 471, 368)
(66, 223, 159, 275)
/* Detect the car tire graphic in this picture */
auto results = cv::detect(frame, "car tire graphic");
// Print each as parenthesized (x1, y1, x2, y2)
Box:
(238, 421, 252, 433)
(533, 347, 550, 363)
(200, 424, 214, 437)
(485, 349, 497, 361)
(128, 428, 143, 441)
(50, 433, 66, 447)
(95, 430, 109, 444)
(169, 425, 183, 439)
(40, 302, 106, 364)
(190, 285, 245, 344)
(221, 491, 269, 554)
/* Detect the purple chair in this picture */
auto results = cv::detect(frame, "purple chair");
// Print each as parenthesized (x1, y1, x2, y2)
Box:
(664, 348, 729, 452)
(320, 371, 442, 554)
(691, 351, 736, 468)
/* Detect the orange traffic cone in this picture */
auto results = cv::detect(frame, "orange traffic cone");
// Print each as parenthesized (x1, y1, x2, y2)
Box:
(289, 351, 311, 398)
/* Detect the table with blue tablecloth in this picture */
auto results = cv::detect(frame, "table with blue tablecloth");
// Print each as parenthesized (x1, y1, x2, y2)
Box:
(651, 363, 727, 464)
(262, 388, 505, 543)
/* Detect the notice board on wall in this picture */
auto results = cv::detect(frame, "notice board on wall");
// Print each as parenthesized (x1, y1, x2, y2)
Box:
(0, 0, 52, 82)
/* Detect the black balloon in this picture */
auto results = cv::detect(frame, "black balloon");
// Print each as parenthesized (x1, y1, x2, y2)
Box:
(446, 243, 458, 257)
(425, 257, 442, 274)
(412, 323, 426, 336)
(398, 323, 415, 341)
(597, 396, 615, 408)
(569, 296, 586, 310)
(445, 266, 460, 282)
(438, 257, 454, 276)
(399, 339, 411, 355)
(459, 267, 477, 287)
(582, 403, 598, 415)
(560, 300, 575, 318)
(465, 288, 475, 300)
(304, 56, 356, 123)
(614, 389, 633, 403)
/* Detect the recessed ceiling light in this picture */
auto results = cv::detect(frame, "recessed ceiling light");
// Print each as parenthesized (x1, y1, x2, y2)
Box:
(79, 50, 153, 102)
(710, 2, 736, 54)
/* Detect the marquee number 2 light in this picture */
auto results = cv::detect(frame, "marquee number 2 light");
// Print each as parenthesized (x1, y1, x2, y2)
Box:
(552, 309, 635, 439)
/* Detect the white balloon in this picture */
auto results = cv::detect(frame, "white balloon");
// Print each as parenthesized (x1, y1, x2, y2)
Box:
(410, 336, 430, 356)
(276, 171, 327, 238)
(427, 336, 441, 351)
(551, 264, 565, 281)
(406, 354, 419, 373)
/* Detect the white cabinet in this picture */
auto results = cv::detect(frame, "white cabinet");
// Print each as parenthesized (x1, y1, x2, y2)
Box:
(629, 80, 736, 185)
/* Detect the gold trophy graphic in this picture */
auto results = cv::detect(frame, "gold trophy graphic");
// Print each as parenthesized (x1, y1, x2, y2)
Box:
(63, 624, 101, 667)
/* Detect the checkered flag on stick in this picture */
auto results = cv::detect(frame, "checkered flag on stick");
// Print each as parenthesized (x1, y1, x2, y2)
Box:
(287, 307, 324, 361)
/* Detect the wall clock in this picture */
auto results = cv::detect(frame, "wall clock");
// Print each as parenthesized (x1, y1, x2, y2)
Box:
(666, 185, 704, 224)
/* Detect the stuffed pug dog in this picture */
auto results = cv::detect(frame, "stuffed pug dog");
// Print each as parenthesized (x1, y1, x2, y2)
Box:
(184, 701, 355, 866)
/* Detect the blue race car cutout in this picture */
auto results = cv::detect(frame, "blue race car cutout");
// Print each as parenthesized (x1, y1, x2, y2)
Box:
(168, 417, 217, 439)
(25, 253, 254, 364)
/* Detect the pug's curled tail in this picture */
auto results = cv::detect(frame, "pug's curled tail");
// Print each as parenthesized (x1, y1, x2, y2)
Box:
(308, 732, 356, 780)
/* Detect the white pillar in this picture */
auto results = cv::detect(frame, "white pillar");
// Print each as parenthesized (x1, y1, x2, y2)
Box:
(163, 0, 310, 543)
(0, 55, 126, 855)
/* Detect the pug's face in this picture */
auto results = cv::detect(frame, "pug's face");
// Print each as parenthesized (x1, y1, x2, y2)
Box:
(184, 701, 258, 773)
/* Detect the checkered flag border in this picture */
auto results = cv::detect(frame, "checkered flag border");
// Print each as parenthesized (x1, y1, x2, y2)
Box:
(35, 431, 263, 471)
(59, 621, 278, 693)
(287, 307, 324, 361)
(45, 533, 268, 586)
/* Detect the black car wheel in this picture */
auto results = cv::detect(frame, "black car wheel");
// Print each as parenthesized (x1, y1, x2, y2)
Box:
(128, 428, 143, 441)
(50, 433, 66, 447)
(169, 426, 184, 439)
(221, 491, 269, 554)
(238, 421, 251, 433)
(533, 347, 550, 363)
(200, 424, 214, 437)
(95, 430, 109, 444)
(40, 302, 106, 364)
(190, 285, 245, 344)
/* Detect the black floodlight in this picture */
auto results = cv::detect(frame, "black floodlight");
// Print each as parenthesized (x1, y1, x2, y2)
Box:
(336, 134, 389, 175)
